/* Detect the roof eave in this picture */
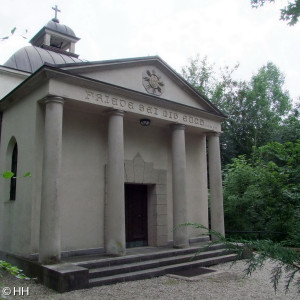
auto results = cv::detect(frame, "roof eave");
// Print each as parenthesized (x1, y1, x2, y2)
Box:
(29, 26, 80, 45)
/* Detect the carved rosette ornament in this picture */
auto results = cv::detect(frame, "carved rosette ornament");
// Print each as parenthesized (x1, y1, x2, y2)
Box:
(142, 69, 165, 96)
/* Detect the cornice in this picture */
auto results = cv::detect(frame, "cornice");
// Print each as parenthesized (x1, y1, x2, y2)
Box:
(0, 65, 225, 122)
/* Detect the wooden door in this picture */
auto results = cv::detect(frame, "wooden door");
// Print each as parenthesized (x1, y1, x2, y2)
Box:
(125, 184, 148, 247)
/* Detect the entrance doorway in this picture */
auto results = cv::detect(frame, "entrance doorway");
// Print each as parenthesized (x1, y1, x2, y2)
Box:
(125, 184, 148, 248)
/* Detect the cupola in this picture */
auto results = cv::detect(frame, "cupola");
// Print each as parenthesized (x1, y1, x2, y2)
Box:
(29, 5, 80, 58)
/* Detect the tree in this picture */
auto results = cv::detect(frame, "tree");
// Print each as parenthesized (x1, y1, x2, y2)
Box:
(181, 56, 292, 164)
(251, 0, 300, 26)
(272, 103, 300, 143)
(181, 55, 216, 97)
(223, 141, 300, 242)
(181, 56, 243, 163)
(244, 62, 291, 148)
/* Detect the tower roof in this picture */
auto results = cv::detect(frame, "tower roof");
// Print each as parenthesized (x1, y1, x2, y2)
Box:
(43, 19, 77, 38)
(3, 46, 86, 73)
(29, 19, 80, 49)
(3, 7, 84, 73)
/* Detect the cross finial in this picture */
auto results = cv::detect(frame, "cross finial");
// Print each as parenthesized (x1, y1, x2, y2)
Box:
(52, 5, 61, 23)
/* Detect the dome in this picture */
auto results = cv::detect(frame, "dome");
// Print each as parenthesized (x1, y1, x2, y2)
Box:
(4, 45, 86, 73)
(45, 19, 77, 38)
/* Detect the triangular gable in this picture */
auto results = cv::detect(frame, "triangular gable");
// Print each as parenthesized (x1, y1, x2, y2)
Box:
(59, 56, 225, 117)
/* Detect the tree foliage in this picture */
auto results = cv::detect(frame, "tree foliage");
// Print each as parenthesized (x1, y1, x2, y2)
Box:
(251, 0, 300, 26)
(223, 141, 300, 244)
(181, 56, 293, 164)
(272, 104, 300, 144)
(181, 55, 217, 96)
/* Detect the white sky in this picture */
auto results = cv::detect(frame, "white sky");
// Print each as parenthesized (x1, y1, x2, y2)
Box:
(1, 0, 300, 102)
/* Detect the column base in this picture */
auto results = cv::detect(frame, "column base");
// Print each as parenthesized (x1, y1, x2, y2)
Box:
(105, 240, 126, 256)
(39, 256, 61, 265)
(173, 243, 189, 249)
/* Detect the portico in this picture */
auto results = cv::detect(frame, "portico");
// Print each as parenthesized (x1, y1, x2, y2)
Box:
(23, 68, 226, 263)
(0, 15, 226, 266)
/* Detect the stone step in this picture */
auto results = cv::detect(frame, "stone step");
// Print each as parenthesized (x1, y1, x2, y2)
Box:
(89, 248, 228, 278)
(89, 253, 237, 287)
(77, 243, 224, 270)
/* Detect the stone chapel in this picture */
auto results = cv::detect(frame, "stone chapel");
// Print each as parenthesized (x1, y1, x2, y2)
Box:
(0, 9, 226, 271)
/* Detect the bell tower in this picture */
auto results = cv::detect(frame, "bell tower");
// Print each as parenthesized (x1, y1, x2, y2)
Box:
(29, 6, 80, 58)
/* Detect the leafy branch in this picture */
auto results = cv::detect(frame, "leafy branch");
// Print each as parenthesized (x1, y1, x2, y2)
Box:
(1, 27, 28, 41)
(251, 0, 300, 26)
(0, 261, 28, 280)
(179, 223, 300, 294)
(1, 171, 31, 179)
(0, 260, 29, 300)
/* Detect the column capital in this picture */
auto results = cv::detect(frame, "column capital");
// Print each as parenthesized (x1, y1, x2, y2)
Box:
(170, 123, 185, 131)
(107, 109, 124, 117)
(206, 131, 221, 137)
(42, 96, 65, 105)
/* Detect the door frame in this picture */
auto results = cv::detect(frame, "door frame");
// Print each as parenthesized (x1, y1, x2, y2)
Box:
(123, 153, 168, 247)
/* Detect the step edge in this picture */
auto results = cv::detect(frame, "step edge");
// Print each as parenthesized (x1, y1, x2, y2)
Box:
(80, 246, 229, 269)
(88, 254, 237, 284)
(88, 249, 229, 273)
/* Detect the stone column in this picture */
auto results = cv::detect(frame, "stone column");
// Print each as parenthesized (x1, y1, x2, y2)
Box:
(171, 124, 189, 248)
(105, 110, 126, 255)
(207, 133, 225, 239)
(39, 96, 64, 264)
(199, 134, 209, 224)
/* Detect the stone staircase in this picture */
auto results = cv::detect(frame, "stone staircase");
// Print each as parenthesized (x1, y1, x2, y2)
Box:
(75, 244, 237, 288)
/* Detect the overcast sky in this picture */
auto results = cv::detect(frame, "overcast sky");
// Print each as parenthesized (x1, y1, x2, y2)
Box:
(1, 0, 299, 102)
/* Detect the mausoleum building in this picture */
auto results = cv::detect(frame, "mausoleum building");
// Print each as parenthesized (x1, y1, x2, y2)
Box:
(0, 13, 226, 265)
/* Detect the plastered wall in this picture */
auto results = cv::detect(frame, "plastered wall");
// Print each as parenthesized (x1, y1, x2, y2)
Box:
(186, 132, 209, 237)
(59, 111, 209, 251)
(60, 109, 107, 251)
(0, 69, 28, 100)
(1, 98, 210, 255)
(79, 64, 206, 110)
(0, 89, 43, 256)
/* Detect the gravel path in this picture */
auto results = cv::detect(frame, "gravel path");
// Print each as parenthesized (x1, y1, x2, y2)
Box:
(1, 260, 299, 300)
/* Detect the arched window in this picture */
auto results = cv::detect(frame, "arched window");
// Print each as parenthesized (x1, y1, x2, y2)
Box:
(10, 143, 18, 200)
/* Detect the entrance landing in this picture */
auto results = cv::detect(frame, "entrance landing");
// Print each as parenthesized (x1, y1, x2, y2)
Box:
(62, 244, 191, 264)
(42, 242, 237, 292)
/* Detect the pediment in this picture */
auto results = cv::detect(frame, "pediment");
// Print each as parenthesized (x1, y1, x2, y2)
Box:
(61, 57, 224, 116)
